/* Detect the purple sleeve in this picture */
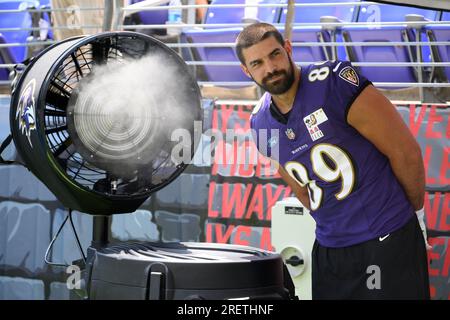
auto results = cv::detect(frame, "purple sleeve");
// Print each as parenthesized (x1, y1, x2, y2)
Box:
(331, 60, 372, 123)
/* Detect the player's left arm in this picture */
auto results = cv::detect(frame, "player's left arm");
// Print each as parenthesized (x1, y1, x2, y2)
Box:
(347, 85, 425, 210)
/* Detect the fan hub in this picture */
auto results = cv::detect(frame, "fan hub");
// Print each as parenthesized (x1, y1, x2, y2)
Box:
(67, 77, 157, 166)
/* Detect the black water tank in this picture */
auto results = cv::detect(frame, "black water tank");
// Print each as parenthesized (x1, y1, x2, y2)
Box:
(86, 242, 295, 300)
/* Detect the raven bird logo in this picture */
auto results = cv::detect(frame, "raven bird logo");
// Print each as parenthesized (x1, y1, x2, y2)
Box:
(339, 66, 359, 87)
(16, 79, 37, 147)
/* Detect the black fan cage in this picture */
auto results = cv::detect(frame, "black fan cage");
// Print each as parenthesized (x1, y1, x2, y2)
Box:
(40, 33, 202, 197)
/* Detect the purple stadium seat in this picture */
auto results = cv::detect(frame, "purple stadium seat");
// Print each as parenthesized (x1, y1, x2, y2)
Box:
(282, 26, 331, 63)
(0, 33, 16, 80)
(0, 1, 35, 63)
(205, 0, 281, 25)
(278, 1, 359, 63)
(182, 25, 330, 82)
(124, 0, 168, 36)
(357, 1, 439, 64)
(39, 3, 53, 40)
(441, 11, 450, 21)
(0, 33, 15, 63)
(183, 27, 247, 82)
(424, 24, 450, 81)
(279, 0, 357, 24)
(0, 55, 9, 80)
(355, 2, 439, 22)
(342, 25, 416, 88)
(340, 3, 442, 88)
(129, 0, 168, 25)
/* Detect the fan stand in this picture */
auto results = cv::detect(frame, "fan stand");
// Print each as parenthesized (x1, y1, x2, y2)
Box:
(91, 215, 110, 249)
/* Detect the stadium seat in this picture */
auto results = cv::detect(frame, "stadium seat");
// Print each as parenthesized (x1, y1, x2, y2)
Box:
(184, 0, 349, 82)
(121, 0, 170, 37)
(182, 24, 330, 83)
(341, 3, 441, 88)
(0, 33, 16, 80)
(424, 24, 450, 81)
(278, 0, 357, 24)
(342, 25, 417, 88)
(0, 61, 8, 81)
(128, 0, 168, 25)
(357, 1, 440, 63)
(355, 2, 439, 22)
(281, 26, 331, 63)
(182, 27, 247, 82)
(278, 0, 359, 62)
(184, 0, 281, 83)
(0, 1, 36, 63)
(39, 3, 53, 40)
(204, 0, 281, 25)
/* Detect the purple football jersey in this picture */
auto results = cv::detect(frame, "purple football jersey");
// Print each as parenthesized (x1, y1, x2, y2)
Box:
(250, 60, 414, 247)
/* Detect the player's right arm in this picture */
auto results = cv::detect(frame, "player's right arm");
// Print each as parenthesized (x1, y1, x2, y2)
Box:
(274, 160, 311, 211)
(347, 85, 425, 210)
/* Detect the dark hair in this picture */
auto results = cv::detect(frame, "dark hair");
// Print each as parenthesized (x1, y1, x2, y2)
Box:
(235, 23, 285, 65)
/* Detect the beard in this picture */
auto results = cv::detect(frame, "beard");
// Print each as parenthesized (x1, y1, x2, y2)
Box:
(253, 57, 296, 95)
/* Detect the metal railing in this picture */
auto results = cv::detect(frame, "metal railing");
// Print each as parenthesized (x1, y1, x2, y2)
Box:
(0, 0, 107, 86)
(0, 1, 449, 101)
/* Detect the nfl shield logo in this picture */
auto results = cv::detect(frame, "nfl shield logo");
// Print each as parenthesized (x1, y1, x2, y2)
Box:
(285, 128, 296, 140)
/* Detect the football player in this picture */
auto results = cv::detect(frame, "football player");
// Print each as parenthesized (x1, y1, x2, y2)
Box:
(236, 23, 430, 299)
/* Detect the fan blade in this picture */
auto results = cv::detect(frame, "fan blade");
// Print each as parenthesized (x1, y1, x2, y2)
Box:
(46, 89, 69, 110)
(50, 80, 71, 97)
(45, 125, 68, 135)
(71, 53, 84, 78)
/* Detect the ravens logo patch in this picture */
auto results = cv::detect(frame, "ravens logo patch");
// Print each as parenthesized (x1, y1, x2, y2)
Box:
(339, 66, 359, 87)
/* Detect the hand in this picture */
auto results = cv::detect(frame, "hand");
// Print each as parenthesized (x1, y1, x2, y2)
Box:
(416, 207, 432, 250)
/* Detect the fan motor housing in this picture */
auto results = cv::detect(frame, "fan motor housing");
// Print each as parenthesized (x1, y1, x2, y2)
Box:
(10, 32, 203, 215)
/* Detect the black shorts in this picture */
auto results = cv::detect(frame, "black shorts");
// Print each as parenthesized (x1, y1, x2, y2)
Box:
(312, 216, 430, 300)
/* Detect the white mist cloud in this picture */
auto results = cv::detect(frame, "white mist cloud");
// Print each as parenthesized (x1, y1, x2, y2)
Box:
(70, 52, 195, 178)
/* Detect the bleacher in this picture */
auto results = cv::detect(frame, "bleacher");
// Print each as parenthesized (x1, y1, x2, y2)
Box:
(0, 0, 449, 101)
(179, 0, 449, 101)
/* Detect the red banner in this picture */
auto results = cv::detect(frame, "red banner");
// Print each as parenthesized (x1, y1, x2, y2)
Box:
(206, 102, 449, 299)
